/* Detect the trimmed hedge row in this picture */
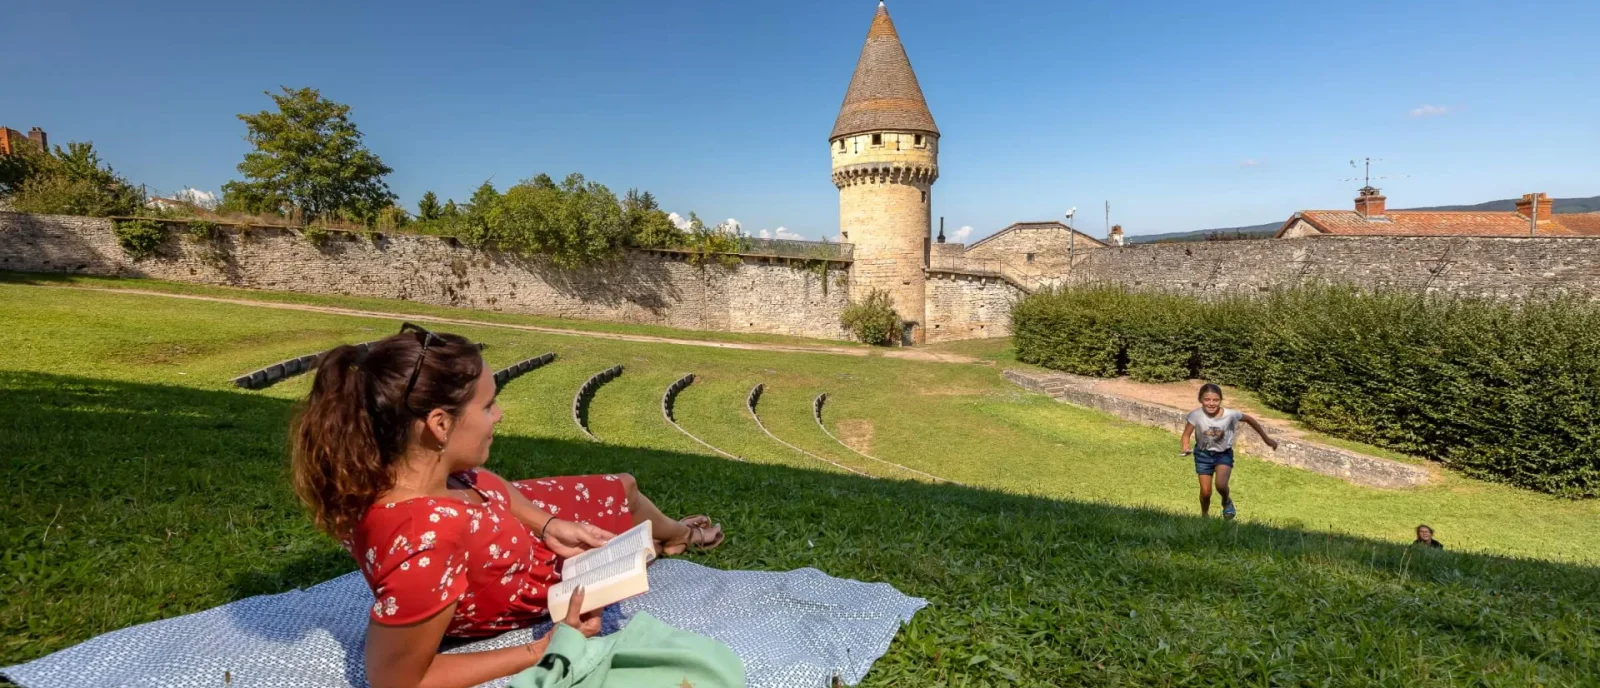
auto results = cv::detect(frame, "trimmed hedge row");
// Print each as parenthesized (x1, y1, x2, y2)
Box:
(1012, 285, 1600, 497)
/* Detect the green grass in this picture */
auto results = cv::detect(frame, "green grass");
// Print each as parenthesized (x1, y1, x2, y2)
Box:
(0, 271, 869, 350)
(5, 282, 1600, 685)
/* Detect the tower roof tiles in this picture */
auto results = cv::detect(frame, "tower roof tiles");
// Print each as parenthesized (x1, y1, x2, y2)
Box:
(831, 3, 939, 140)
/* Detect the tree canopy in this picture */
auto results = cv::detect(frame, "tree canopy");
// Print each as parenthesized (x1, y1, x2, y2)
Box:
(220, 87, 395, 223)
(2, 141, 141, 217)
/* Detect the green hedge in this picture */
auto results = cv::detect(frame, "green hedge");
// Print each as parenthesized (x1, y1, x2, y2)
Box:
(1013, 284, 1600, 497)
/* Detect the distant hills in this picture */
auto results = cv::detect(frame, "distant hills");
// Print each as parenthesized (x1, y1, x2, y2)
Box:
(1128, 195, 1600, 244)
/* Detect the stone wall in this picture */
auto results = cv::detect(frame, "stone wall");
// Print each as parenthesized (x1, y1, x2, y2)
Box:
(1003, 368, 1433, 489)
(962, 224, 1105, 275)
(1069, 235, 1600, 298)
(924, 270, 1024, 342)
(0, 212, 850, 339)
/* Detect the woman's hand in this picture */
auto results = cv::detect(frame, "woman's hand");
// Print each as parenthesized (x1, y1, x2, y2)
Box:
(556, 587, 603, 638)
(1266, 438, 1280, 451)
(542, 518, 614, 558)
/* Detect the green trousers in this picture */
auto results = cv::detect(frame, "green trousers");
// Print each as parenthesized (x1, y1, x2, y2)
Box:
(509, 612, 745, 688)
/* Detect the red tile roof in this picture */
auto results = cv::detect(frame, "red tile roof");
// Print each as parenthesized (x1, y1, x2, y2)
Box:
(1279, 210, 1581, 238)
(1556, 212, 1600, 236)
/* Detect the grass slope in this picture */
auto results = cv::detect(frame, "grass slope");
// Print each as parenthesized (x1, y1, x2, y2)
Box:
(4, 282, 1600, 685)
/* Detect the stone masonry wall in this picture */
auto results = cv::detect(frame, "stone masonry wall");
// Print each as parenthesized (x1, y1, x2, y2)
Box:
(1069, 235, 1600, 298)
(924, 271, 1024, 343)
(0, 212, 850, 339)
(962, 225, 1105, 275)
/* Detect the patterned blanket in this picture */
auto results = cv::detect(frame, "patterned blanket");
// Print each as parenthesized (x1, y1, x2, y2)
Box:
(2, 560, 925, 688)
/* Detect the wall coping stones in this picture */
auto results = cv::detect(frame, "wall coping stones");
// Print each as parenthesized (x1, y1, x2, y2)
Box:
(1002, 368, 1434, 490)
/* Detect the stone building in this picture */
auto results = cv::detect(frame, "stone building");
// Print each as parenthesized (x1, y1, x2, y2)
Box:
(832, 1, 940, 343)
(0, 126, 47, 156)
(1277, 188, 1594, 238)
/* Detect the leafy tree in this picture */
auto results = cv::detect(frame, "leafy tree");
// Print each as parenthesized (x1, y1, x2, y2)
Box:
(417, 191, 442, 221)
(220, 86, 395, 223)
(5, 141, 141, 217)
(457, 181, 502, 247)
(488, 173, 628, 269)
(680, 212, 746, 265)
(442, 199, 459, 218)
(530, 173, 557, 190)
(623, 188, 684, 249)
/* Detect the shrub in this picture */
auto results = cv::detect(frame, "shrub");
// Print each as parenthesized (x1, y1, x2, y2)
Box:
(301, 225, 331, 247)
(183, 220, 220, 243)
(1011, 284, 1600, 497)
(841, 289, 903, 346)
(112, 219, 168, 260)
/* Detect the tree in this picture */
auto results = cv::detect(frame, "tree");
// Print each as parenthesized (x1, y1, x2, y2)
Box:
(442, 199, 459, 218)
(484, 173, 628, 268)
(623, 188, 684, 249)
(5, 141, 141, 217)
(457, 181, 502, 247)
(417, 191, 442, 221)
(221, 86, 395, 223)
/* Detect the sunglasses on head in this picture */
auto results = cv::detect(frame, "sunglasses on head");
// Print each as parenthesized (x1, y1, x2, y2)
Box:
(396, 323, 488, 409)
(398, 322, 443, 406)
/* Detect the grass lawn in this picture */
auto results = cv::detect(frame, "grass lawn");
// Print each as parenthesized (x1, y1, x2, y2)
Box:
(5, 280, 1600, 685)
(0, 271, 871, 351)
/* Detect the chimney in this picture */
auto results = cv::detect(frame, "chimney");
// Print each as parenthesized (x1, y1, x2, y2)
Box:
(27, 127, 46, 152)
(1354, 186, 1386, 218)
(1515, 193, 1551, 222)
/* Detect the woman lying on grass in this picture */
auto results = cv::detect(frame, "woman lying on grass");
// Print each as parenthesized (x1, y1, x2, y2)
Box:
(1179, 383, 1277, 520)
(290, 324, 724, 688)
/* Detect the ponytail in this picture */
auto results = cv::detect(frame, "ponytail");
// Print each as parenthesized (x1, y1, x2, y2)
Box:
(291, 345, 389, 538)
(290, 331, 482, 538)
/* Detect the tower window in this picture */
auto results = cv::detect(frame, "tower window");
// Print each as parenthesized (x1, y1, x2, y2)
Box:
(871, 133, 883, 147)
(914, 134, 924, 147)
(921, 191, 927, 203)
(838, 139, 845, 152)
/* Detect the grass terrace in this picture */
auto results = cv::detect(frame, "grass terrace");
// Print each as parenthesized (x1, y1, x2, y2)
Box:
(4, 280, 1600, 685)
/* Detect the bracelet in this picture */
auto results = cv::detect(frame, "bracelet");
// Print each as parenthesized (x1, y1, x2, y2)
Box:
(539, 517, 559, 540)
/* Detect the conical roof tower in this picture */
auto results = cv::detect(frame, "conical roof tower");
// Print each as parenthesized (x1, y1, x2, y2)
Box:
(829, 2, 939, 344)
(831, 1, 938, 140)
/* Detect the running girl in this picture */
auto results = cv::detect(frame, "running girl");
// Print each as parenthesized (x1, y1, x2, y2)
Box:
(1180, 383, 1277, 519)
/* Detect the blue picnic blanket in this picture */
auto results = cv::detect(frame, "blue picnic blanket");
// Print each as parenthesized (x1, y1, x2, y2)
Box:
(2, 560, 925, 688)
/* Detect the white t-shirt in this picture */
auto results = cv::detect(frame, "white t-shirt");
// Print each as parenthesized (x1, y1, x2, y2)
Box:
(1187, 408, 1243, 453)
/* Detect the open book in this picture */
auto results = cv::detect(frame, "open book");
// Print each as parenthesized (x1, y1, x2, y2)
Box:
(547, 521, 655, 620)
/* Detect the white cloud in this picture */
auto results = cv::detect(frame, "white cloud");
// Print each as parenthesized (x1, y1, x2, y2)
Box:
(1409, 104, 1450, 118)
(1240, 159, 1262, 168)
(666, 212, 693, 231)
(176, 188, 219, 209)
(724, 218, 742, 234)
(951, 225, 974, 242)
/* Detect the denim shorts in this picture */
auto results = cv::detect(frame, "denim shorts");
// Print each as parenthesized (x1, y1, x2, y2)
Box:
(1194, 448, 1235, 475)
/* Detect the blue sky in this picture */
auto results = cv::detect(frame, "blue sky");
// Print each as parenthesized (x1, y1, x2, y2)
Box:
(5, 0, 1597, 241)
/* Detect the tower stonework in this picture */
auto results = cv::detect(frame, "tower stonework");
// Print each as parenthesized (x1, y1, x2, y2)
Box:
(831, 2, 938, 343)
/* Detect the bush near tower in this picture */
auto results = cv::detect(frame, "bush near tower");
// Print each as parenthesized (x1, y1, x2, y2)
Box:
(841, 288, 903, 345)
(1012, 284, 1600, 497)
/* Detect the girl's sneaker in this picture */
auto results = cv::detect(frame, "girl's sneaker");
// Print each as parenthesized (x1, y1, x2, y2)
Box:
(1222, 500, 1237, 520)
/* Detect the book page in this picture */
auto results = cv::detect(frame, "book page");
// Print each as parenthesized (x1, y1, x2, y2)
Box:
(547, 549, 648, 618)
(561, 520, 653, 580)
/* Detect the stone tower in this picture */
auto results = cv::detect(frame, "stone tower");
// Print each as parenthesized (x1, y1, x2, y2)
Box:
(831, 1, 939, 343)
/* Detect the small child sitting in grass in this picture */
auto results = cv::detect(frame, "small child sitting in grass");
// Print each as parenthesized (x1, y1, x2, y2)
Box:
(1180, 383, 1277, 519)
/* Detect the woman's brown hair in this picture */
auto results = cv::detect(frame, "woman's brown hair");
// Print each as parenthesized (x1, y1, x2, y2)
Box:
(290, 329, 483, 538)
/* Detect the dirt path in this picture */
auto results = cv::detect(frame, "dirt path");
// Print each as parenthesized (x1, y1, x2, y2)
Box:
(51, 285, 981, 364)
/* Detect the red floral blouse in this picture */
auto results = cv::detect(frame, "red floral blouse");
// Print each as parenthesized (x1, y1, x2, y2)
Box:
(344, 470, 633, 637)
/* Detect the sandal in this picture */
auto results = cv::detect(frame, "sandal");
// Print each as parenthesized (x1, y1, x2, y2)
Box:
(662, 515, 724, 555)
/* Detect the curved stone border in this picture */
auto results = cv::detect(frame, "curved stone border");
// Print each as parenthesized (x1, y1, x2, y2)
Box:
(748, 385, 869, 477)
(1001, 368, 1434, 489)
(572, 365, 623, 442)
(231, 340, 381, 390)
(661, 374, 744, 462)
(493, 352, 556, 392)
(812, 393, 955, 484)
